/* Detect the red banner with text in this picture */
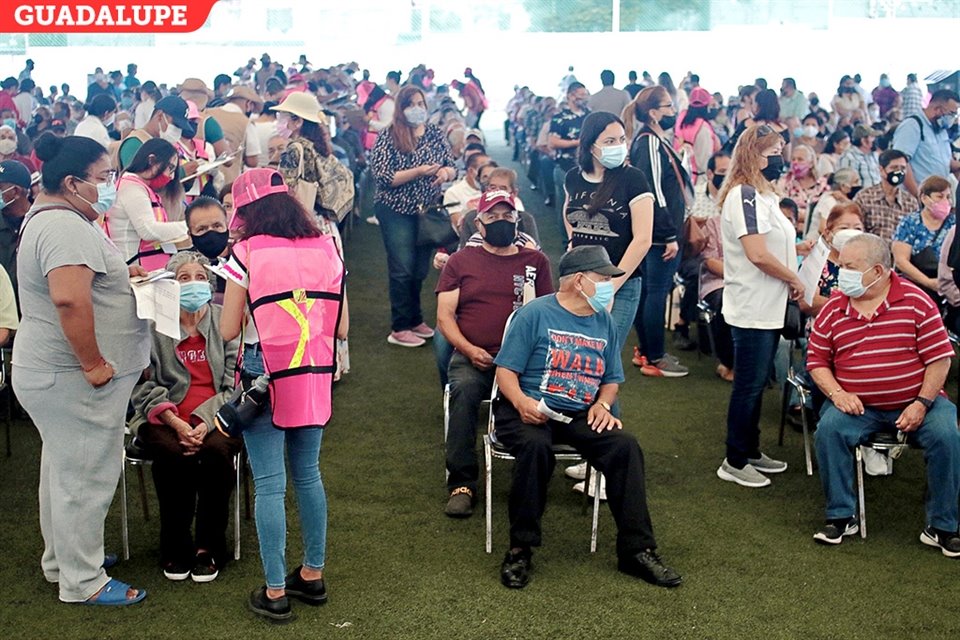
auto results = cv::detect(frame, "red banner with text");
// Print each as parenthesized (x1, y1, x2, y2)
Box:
(0, 1, 219, 33)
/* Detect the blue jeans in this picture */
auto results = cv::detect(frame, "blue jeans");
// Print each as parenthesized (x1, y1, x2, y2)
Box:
(608, 277, 642, 418)
(243, 412, 326, 589)
(376, 202, 433, 332)
(815, 397, 960, 529)
(433, 328, 454, 389)
(538, 155, 555, 197)
(725, 327, 780, 468)
(634, 245, 681, 362)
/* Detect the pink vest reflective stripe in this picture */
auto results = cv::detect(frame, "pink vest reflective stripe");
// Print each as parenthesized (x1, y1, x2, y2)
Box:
(363, 95, 390, 150)
(237, 235, 344, 428)
(673, 116, 720, 179)
(103, 173, 171, 270)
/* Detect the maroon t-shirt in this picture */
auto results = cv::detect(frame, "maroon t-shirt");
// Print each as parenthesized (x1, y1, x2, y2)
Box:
(436, 246, 553, 354)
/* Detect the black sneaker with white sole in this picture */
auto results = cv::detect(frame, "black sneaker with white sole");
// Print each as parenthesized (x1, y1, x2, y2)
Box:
(163, 561, 191, 581)
(813, 518, 859, 545)
(190, 551, 219, 583)
(919, 526, 960, 558)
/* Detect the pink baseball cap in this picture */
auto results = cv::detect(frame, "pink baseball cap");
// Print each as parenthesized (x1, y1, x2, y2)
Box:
(229, 169, 289, 229)
(185, 100, 201, 120)
(689, 87, 711, 108)
(477, 190, 516, 214)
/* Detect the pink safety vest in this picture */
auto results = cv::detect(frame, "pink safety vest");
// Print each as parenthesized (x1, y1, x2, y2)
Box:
(103, 173, 172, 270)
(179, 138, 211, 202)
(673, 115, 720, 181)
(234, 234, 344, 428)
(363, 95, 390, 150)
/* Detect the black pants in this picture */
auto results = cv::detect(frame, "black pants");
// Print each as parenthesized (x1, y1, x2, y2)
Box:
(138, 423, 241, 566)
(446, 353, 495, 493)
(493, 400, 657, 558)
(704, 289, 734, 369)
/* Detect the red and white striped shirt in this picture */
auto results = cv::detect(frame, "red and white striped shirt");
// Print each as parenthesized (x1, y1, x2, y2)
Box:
(807, 273, 954, 410)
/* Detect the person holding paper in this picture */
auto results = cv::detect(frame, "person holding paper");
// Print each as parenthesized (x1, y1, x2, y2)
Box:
(493, 245, 681, 591)
(104, 138, 191, 270)
(800, 203, 865, 316)
(12, 134, 150, 605)
(129, 251, 241, 584)
(716, 124, 803, 489)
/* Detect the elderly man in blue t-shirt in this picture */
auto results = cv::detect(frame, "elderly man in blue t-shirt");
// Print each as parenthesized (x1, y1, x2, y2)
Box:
(492, 245, 681, 590)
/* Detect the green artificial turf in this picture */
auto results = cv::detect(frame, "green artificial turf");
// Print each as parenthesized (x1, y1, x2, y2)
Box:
(2, 137, 960, 639)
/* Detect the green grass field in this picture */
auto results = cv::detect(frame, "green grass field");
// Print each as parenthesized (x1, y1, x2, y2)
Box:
(1, 137, 959, 639)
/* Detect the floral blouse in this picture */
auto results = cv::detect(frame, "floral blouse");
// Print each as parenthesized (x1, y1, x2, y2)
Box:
(779, 174, 829, 213)
(892, 211, 955, 256)
(369, 123, 455, 214)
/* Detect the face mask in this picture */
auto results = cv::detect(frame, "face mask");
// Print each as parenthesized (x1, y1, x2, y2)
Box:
(838, 266, 880, 298)
(121, 97, 134, 110)
(706, 107, 720, 120)
(792, 127, 804, 139)
(880, 78, 891, 88)
(76, 179, 117, 215)
(790, 161, 811, 178)
(191, 229, 229, 260)
(939, 114, 957, 130)
(711, 174, 725, 190)
(103, 114, 115, 128)
(928, 198, 951, 220)
(885, 169, 905, 186)
(574, 98, 589, 111)
(0, 186, 15, 211)
(0, 139, 16, 155)
(403, 106, 428, 125)
(658, 114, 677, 130)
(810, 97, 820, 107)
(160, 119, 182, 144)
(847, 186, 862, 199)
(761, 154, 784, 181)
(148, 172, 173, 191)
(480, 219, 517, 247)
(179, 280, 212, 312)
(803, 125, 819, 138)
(596, 143, 627, 169)
(581, 276, 615, 312)
(830, 229, 861, 251)
(2, 118, 15, 130)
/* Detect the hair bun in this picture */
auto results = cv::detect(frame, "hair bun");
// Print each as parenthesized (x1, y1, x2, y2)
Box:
(34, 132, 64, 162)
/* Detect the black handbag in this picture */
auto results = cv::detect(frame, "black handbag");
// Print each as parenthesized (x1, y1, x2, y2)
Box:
(416, 203, 459, 249)
(781, 300, 804, 341)
(910, 222, 948, 278)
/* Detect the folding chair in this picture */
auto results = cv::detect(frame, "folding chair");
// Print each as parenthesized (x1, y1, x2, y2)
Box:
(442, 382, 492, 482)
(778, 340, 814, 476)
(855, 433, 917, 539)
(1, 348, 11, 457)
(120, 433, 244, 562)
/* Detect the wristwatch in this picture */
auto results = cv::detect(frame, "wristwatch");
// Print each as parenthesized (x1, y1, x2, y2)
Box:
(915, 396, 934, 410)
(597, 401, 611, 412)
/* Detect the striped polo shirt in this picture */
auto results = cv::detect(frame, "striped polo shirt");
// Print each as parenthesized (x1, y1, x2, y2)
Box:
(807, 273, 954, 410)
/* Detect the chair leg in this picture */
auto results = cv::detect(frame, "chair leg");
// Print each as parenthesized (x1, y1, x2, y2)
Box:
(856, 446, 867, 539)
(233, 452, 241, 561)
(443, 385, 450, 483)
(778, 381, 790, 446)
(581, 463, 592, 515)
(799, 390, 814, 476)
(242, 453, 252, 521)
(484, 436, 493, 554)
(590, 470, 601, 553)
(4, 384, 11, 457)
(136, 465, 149, 521)
(121, 454, 130, 561)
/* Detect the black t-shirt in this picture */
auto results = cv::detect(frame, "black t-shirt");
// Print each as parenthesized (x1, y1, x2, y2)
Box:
(549, 107, 589, 171)
(564, 166, 653, 279)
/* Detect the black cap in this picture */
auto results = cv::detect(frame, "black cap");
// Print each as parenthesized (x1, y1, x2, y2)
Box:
(154, 95, 196, 138)
(558, 245, 625, 277)
(0, 160, 32, 189)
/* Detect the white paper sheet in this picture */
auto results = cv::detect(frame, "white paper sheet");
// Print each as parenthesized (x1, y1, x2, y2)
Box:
(131, 275, 181, 340)
(537, 398, 572, 423)
(798, 238, 830, 306)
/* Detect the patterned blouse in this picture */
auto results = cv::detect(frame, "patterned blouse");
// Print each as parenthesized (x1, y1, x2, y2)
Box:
(819, 259, 840, 298)
(369, 123, 455, 214)
(892, 211, 955, 256)
(779, 174, 829, 213)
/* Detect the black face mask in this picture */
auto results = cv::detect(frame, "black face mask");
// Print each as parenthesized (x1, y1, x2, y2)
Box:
(886, 170, 906, 187)
(480, 219, 517, 248)
(847, 186, 862, 199)
(760, 155, 784, 181)
(711, 174, 725, 190)
(190, 230, 229, 261)
(705, 107, 720, 120)
(658, 114, 677, 130)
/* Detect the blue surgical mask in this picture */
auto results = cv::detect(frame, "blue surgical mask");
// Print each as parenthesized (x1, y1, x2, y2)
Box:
(403, 106, 428, 125)
(596, 143, 627, 169)
(179, 281, 212, 312)
(121, 96, 134, 110)
(0, 186, 15, 211)
(581, 276, 615, 312)
(837, 266, 880, 298)
(2, 118, 15, 130)
(76, 178, 117, 215)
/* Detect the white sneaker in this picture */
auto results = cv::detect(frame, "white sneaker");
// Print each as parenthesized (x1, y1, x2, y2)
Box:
(861, 446, 892, 476)
(572, 474, 607, 501)
(564, 462, 587, 481)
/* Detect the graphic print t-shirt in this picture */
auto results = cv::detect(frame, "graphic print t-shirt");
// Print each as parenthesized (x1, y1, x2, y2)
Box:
(175, 333, 215, 420)
(494, 295, 624, 413)
(564, 166, 653, 279)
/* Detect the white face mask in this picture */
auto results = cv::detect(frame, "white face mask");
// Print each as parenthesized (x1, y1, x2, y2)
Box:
(103, 114, 116, 128)
(831, 229, 862, 252)
(160, 117, 182, 143)
(0, 139, 16, 155)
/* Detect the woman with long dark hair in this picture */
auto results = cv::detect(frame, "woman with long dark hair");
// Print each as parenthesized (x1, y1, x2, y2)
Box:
(104, 137, 189, 270)
(220, 168, 345, 622)
(369, 84, 456, 347)
(716, 125, 803, 488)
(624, 85, 693, 377)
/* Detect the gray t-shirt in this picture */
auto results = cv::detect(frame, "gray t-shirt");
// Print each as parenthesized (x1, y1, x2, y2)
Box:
(13, 206, 150, 375)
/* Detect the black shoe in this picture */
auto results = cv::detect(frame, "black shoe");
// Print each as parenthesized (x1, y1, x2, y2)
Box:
(248, 586, 294, 623)
(445, 487, 475, 518)
(162, 561, 191, 581)
(618, 550, 682, 588)
(672, 331, 697, 351)
(813, 518, 859, 545)
(920, 526, 960, 558)
(190, 551, 219, 583)
(285, 566, 328, 605)
(500, 549, 532, 589)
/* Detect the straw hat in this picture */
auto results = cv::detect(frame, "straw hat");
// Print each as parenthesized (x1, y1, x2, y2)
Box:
(178, 78, 213, 110)
(271, 91, 328, 125)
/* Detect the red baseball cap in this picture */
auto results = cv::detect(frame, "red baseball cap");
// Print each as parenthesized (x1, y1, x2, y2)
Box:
(477, 190, 516, 214)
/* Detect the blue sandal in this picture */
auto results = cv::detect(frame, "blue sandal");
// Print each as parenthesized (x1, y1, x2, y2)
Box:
(82, 579, 146, 606)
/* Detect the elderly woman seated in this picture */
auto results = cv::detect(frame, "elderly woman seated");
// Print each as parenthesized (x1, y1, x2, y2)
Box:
(129, 251, 241, 583)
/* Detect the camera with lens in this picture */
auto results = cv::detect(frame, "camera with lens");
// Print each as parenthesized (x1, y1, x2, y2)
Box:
(215, 375, 270, 438)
